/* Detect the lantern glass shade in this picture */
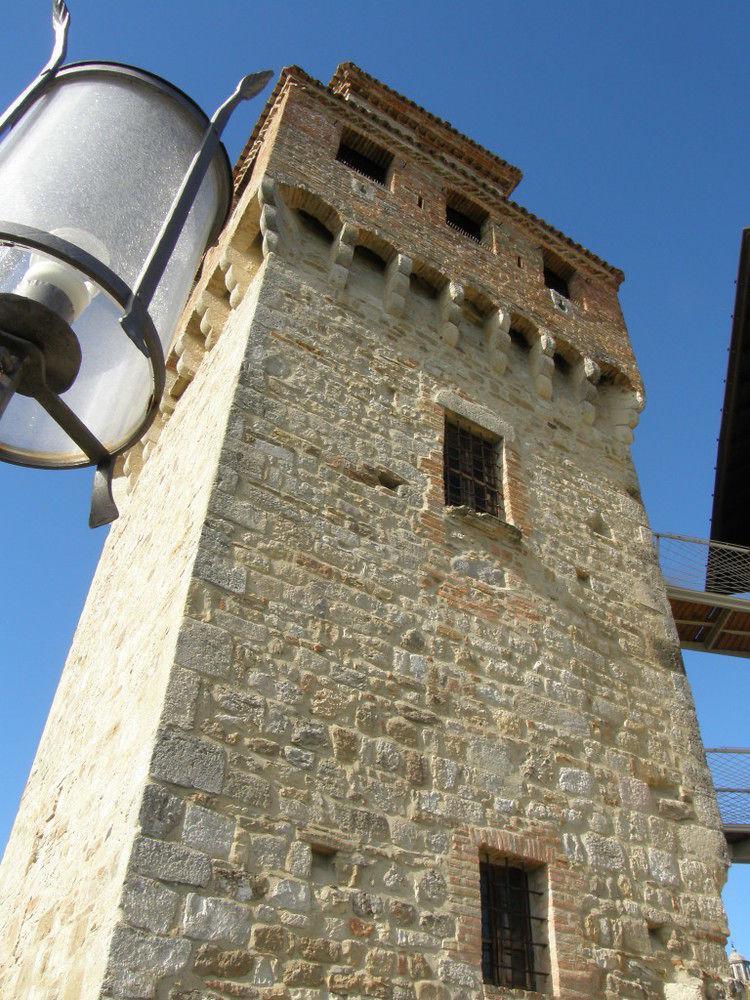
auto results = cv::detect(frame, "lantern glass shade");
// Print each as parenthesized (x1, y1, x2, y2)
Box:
(0, 63, 231, 467)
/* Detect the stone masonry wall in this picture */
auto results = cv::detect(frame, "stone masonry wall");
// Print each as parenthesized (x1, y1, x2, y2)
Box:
(0, 258, 261, 998)
(101, 154, 730, 996)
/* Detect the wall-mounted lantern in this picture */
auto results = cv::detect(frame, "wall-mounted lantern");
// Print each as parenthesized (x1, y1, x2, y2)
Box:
(0, 1, 271, 525)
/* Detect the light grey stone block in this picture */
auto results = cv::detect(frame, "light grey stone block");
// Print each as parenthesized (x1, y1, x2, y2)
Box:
(648, 848, 679, 885)
(161, 666, 200, 729)
(559, 767, 595, 796)
(150, 729, 225, 792)
(138, 783, 184, 839)
(108, 924, 191, 974)
(121, 875, 179, 935)
(183, 803, 235, 859)
(175, 618, 233, 679)
(582, 833, 626, 873)
(183, 893, 253, 945)
(130, 836, 211, 887)
(266, 876, 311, 912)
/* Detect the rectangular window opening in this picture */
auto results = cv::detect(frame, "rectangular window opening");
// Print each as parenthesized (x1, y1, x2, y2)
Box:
(445, 191, 488, 243)
(443, 417, 502, 519)
(542, 250, 574, 300)
(480, 857, 549, 992)
(336, 128, 393, 186)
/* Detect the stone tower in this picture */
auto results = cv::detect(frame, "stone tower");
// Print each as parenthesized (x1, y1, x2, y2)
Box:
(0, 64, 732, 999)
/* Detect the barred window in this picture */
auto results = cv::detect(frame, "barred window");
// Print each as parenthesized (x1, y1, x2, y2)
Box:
(336, 128, 393, 186)
(445, 190, 488, 243)
(443, 417, 502, 518)
(480, 858, 548, 991)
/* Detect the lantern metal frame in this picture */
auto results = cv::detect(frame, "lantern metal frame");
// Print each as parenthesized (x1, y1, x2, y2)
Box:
(0, 1, 271, 526)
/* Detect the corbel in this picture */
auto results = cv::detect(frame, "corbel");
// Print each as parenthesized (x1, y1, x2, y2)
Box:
(530, 330, 555, 400)
(258, 175, 287, 259)
(384, 253, 412, 317)
(329, 221, 358, 296)
(572, 356, 600, 425)
(612, 388, 644, 444)
(439, 281, 463, 348)
(483, 305, 511, 373)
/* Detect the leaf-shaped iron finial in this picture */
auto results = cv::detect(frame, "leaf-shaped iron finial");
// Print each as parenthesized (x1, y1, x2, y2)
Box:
(50, 0, 71, 71)
(0, 0, 71, 137)
(210, 70, 273, 133)
(237, 70, 274, 102)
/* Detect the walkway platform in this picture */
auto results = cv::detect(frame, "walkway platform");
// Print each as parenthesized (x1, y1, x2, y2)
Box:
(706, 749, 750, 862)
(654, 533, 750, 656)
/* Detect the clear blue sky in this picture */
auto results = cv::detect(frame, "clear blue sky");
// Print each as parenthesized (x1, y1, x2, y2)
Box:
(2, 0, 749, 957)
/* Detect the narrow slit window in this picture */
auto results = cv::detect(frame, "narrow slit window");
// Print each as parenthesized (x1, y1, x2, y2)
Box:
(443, 418, 502, 518)
(480, 858, 548, 992)
(336, 128, 393, 186)
(445, 191, 487, 243)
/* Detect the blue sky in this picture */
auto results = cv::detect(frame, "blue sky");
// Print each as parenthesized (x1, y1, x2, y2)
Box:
(2, 0, 749, 958)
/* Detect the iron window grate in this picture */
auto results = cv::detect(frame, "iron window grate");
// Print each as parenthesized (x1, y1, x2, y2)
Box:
(446, 211, 482, 242)
(445, 190, 487, 243)
(480, 858, 548, 991)
(443, 418, 502, 518)
(335, 130, 393, 187)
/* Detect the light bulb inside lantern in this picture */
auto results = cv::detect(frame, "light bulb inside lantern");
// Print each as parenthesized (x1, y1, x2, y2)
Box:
(15, 227, 111, 326)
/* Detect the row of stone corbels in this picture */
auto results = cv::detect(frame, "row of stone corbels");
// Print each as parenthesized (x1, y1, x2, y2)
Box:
(235, 175, 641, 442)
(300, 178, 642, 437)
(120, 173, 642, 489)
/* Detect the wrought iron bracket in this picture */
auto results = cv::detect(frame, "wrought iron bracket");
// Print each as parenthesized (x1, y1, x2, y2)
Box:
(0, 3, 273, 527)
(90, 458, 118, 527)
(0, 2, 70, 140)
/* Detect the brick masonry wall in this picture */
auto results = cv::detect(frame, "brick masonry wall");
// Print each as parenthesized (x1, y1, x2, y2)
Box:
(0, 68, 733, 1000)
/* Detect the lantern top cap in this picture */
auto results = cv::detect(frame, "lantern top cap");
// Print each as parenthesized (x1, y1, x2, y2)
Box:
(48, 60, 235, 244)
(57, 61, 223, 131)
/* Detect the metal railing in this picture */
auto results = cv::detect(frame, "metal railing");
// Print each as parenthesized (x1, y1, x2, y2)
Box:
(706, 749, 750, 828)
(654, 533, 750, 599)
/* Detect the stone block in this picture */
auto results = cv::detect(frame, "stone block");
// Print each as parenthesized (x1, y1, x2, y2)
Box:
(266, 877, 311, 912)
(247, 834, 288, 871)
(287, 841, 312, 879)
(437, 958, 478, 987)
(582, 833, 627, 873)
(139, 783, 184, 839)
(150, 729, 225, 793)
(183, 893, 253, 946)
(282, 959, 324, 987)
(175, 618, 233, 679)
(251, 924, 289, 954)
(161, 667, 201, 729)
(130, 836, 211, 887)
(107, 925, 192, 976)
(121, 875, 180, 935)
(194, 943, 254, 977)
(619, 777, 651, 811)
(291, 720, 328, 749)
(183, 803, 235, 859)
(648, 848, 679, 886)
(559, 766, 595, 796)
